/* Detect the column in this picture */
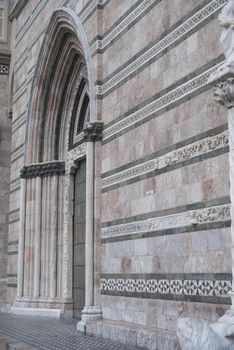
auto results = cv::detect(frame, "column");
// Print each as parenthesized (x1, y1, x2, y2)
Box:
(33, 177, 42, 298)
(16, 178, 26, 298)
(77, 121, 103, 332)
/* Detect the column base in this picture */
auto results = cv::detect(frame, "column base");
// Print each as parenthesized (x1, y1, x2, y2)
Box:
(77, 306, 102, 333)
(11, 307, 62, 318)
(12, 297, 73, 318)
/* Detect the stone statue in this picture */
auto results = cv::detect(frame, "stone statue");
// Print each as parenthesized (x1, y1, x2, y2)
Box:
(178, 1, 234, 348)
(177, 313, 234, 350)
(220, 0, 234, 64)
(209, 0, 234, 82)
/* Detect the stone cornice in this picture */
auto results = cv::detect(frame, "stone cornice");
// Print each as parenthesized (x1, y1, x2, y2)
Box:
(20, 161, 65, 179)
(9, 0, 28, 21)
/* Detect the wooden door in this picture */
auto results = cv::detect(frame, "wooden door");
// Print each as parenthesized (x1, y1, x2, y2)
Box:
(73, 159, 86, 319)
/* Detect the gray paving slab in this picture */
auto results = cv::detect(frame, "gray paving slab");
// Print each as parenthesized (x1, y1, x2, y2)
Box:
(0, 313, 140, 350)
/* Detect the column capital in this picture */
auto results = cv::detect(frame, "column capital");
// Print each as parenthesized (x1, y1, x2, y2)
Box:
(84, 121, 103, 142)
(214, 76, 234, 109)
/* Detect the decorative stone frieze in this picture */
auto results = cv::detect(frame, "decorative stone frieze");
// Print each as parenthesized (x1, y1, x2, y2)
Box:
(90, 0, 158, 54)
(7, 275, 17, 287)
(96, 0, 227, 96)
(103, 61, 224, 142)
(84, 121, 103, 142)
(101, 204, 231, 240)
(101, 275, 232, 301)
(20, 161, 65, 179)
(190, 204, 231, 224)
(0, 64, 9, 74)
(102, 130, 229, 189)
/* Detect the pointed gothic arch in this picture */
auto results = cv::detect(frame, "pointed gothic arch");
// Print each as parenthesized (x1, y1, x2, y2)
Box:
(15, 8, 103, 328)
(24, 7, 96, 164)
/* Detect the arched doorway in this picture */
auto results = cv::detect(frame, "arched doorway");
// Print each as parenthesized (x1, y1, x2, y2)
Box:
(13, 7, 103, 331)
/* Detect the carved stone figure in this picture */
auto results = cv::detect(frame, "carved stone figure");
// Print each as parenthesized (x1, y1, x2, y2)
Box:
(220, 0, 234, 64)
(209, 0, 234, 83)
(177, 315, 234, 350)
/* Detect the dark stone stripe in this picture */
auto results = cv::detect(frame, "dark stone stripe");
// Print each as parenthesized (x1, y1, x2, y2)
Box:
(91, 0, 161, 54)
(101, 290, 231, 305)
(101, 272, 232, 305)
(96, 2, 221, 97)
(9, 186, 21, 195)
(12, 120, 26, 134)
(15, 54, 28, 73)
(101, 272, 231, 280)
(102, 196, 230, 228)
(13, 86, 27, 104)
(11, 153, 23, 164)
(102, 54, 224, 143)
(102, 123, 228, 179)
(11, 143, 24, 155)
(101, 220, 231, 244)
(12, 110, 27, 127)
(102, 146, 229, 193)
(81, 0, 112, 23)
(9, 208, 20, 216)
(16, 0, 48, 47)
(15, 0, 44, 39)
(8, 251, 18, 256)
(10, 177, 21, 185)
(8, 219, 20, 224)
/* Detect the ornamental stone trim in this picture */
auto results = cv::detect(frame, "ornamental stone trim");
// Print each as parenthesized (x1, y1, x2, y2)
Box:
(101, 276, 232, 299)
(11, 145, 24, 163)
(103, 61, 224, 142)
(102, 130, 228, 189)
(15, 0, 47, 46)
(79, 0, 109, 23)
(101, 204, 230, 239)
(7, 275, 17, 287)
(0, 64, 9, 74)
(96, 0, 227, 96)
(10, 178, 21, 193)
(9, 210, 20, 223)
(20, 161, 65, 179)
(90, 0, 157, 54)
(12, 113, 26, 133)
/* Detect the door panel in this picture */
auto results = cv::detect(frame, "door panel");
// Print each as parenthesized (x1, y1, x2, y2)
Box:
(73, 159, 86, 319)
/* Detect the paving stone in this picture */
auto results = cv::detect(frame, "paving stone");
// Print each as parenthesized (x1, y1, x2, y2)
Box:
(0, 313, 141, 350)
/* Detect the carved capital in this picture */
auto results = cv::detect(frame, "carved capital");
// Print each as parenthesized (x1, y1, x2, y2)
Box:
(20, 161, 65, 179)
(84, 121, 103, 142)
(214, 77, 234, 109)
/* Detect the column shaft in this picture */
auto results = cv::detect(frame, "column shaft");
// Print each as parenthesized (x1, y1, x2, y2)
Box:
(17, 178, 26, 298)
(85, 141, 94, 307)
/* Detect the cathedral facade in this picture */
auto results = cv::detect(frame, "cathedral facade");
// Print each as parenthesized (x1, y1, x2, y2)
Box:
(0, 0, 233, 348)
